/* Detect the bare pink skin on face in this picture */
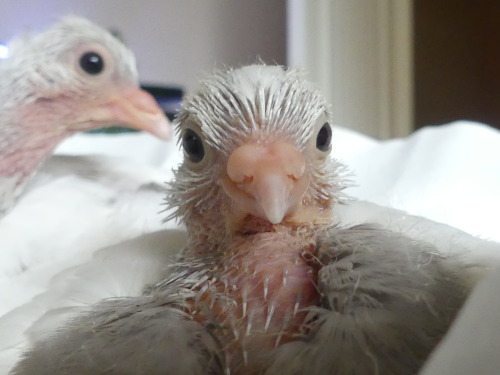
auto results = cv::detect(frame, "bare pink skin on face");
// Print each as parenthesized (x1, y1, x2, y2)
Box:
(222, 140, 310, 225)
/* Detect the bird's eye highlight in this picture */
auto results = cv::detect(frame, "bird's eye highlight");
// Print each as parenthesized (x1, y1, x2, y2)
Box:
(182, 129, 205, 163)
(79, 51, 105, 75)
(316, 122, 332, 151)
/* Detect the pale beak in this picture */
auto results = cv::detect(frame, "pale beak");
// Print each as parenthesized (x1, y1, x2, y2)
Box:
(221, 141, 309, 224)
(106, 85, 171, 140)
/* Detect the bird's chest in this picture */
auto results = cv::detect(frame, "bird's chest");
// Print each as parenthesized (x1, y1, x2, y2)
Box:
(186, 231, 320, 373)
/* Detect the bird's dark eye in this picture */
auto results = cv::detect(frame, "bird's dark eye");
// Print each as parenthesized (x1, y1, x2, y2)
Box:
(79, 52, 104, 75)
(182, 129, 205, 163)
(316, 122, 332, 151)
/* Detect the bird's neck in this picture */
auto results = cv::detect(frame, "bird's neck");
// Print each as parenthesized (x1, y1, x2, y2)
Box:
(0, 131, 65, 215)
(185, 203, 334, 253)
(186, 216, 324, 256)
(0, 103, 74, 212)
(182, 226, 323, 373)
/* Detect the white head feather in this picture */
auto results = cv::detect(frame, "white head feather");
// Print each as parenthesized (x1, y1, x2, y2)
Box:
(166, 65, 348, 244)
(0, 16, 137, 111)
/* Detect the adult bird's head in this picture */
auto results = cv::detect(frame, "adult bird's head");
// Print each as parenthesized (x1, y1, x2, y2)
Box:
(167, 65, 346, 247)
(1, 16, 170, 140)
(0, 16, 170, 213)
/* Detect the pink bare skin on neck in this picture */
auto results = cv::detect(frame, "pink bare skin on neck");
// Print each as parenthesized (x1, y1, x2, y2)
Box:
(0, 100, 72, 184)
(186, 227, 321, 374)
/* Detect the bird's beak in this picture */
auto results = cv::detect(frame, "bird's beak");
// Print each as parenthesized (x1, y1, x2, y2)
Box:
(221, 141, 309, 224)
(106, 86, 171, 140)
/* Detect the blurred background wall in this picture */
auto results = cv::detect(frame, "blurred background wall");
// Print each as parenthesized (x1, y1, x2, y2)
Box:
(288, 0, 500, 138)
(414, 0, 500, 131)
(287, 0, 414, 139)
(0, 0, 287, 93)
(2, 0, 499, 139)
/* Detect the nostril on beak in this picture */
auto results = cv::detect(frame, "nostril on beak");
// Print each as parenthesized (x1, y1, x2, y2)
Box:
(241, 175, 254, 185)
(226, 144, 260, 184)
(224, 140, 309, 224)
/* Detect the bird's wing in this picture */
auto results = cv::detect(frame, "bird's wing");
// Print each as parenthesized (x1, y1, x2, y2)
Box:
(267, 223, 471, 375)
(335, 199, 500, 277)
(7, 273, 223, 375)
(0, 229, 187, 374)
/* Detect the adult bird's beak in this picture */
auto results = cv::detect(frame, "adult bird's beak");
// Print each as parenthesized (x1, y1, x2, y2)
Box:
(105, 86, 171, 140)
(222, 140, 309, 224)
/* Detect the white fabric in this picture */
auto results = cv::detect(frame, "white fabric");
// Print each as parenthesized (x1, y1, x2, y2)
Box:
(331, 122, 500, 243)
(0, 120, 499, 374)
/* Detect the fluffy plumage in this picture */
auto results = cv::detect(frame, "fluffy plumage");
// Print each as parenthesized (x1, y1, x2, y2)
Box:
(0, 16, 170, 214)
(11, 65, 472, 375)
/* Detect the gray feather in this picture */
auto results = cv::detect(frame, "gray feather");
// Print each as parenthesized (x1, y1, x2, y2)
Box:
(266, 224, 469, 375)
(12, 286, 224, 375)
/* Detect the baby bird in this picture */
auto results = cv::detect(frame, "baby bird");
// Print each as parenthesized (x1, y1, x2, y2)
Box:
(0, 16, 170, 215)
(11, 65, 470, 375)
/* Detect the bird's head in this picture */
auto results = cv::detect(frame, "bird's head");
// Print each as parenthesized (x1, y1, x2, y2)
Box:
(1, 16, 169, 139)
(167, 65, 347, 247)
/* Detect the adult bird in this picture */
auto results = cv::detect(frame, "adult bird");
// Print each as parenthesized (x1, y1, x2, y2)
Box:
(0, 16, 170, 215)
(11, 65, 472, 375)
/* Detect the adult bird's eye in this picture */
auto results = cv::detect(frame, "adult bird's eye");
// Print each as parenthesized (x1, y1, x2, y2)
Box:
(182, 128, 205, 163)
(79, 51, 104, 75)
(316, 122, 332, 151)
